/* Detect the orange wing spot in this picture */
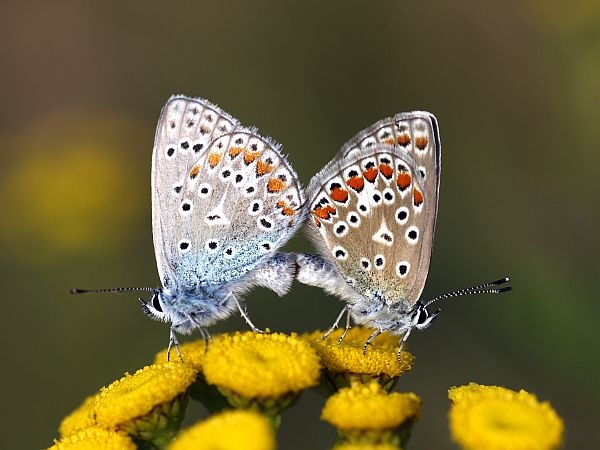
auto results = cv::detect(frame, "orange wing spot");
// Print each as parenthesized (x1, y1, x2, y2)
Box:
(379, 163, 394, 179)
(397, 134, 411, 146)
(189, 165, 200, 179)
(313, 208, 329, 219)
(314, 217, 321, 227)
(313, 204, 336, 220)
(208, 152, 222, 168)
(347, 175, 364, 192)
(383, 138, 395, 145)
(267, 177, 286, 193)
(396, 173, 411, 191)
(256, 160, 274, 176)
(363, 167, 379, 183)
(229, 146, 243, 158)
(243, 149, 262, 165)
(330, 187, 349, 203)
(413, 188, 424, 206)
(276, 200, 295, 216)
(415, 136, 428, 150)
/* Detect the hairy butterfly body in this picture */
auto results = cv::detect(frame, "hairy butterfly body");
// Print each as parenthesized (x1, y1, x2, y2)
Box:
(296, 112, 510, 358)
(74, 95, 305, 357)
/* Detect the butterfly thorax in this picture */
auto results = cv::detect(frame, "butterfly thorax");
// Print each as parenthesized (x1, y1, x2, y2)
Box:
(347, 292, 417, 334)
(151, 285, 237, 334)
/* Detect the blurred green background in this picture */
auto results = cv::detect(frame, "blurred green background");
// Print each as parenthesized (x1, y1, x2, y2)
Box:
(1, 1, 598, 448)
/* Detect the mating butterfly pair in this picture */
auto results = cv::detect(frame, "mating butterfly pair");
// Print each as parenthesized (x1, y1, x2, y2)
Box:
(74, 95, 510, 360)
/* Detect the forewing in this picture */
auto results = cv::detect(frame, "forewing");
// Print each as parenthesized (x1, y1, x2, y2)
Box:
(152, 96, 303, 289)
(152, 96, 239, 288)
(307, 112, 440, 307)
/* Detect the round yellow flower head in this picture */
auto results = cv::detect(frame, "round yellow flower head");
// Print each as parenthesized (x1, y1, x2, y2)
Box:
(303, 328, 414, 389)
(88, 362, 196, 448)
(169, 410, 276, 450)
(332, 444, 400, 450)
(58, 396, 97, 438)
(92, 362, 196, 428)
(449, 383, 564, 450)
(49, 427, 135, 450)
(202, 331, 321, 399)
(153, 339, 208, 370)
(322, 382, 421, 431)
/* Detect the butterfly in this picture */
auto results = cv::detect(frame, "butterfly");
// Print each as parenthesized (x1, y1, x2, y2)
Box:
(295, 112, 510, 359)
(73, 95, 305, 358)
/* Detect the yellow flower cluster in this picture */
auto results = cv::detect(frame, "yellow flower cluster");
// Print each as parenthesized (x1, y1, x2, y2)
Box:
(321, 381, 420, 447)
(58, 396, 96, 438)
(92, 363, 196, 428)
(322, 382, 421, 431)
(153, 339, 208, 370)
(449, 383, 564, 450)
(49, 427, 135, 450)
(170, 410, 275, 450)
(332, 444, 402, 450)
(202, 332, 321, 398)
(52, 330, 565, 449)
(54, 363, 196, 449)
(303, 328, 414, 389)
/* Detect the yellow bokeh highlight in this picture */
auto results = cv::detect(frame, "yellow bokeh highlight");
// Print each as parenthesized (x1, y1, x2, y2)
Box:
(0, 111, 147, 265)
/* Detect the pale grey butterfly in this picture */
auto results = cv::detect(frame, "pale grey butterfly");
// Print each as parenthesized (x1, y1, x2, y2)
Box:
(295, 112, 510, 360)
(73, 95, 305, 358)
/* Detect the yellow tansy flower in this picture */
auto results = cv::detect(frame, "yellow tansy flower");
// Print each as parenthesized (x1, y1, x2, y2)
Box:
(332, 444, 400, 450)
(203, 331, 321, 399)
(449, 383, 564, 450)
(169, 410, 275, 450)
(202, 331, 321, 427)
(153, 339, 208, 370)
(49, 427, 135, 450)
(58, 396, 97, 437)
(91, 362, 196, 447)
(322, 382, 421, 430)
(322, 382, 420, 446)
(303, 328, 414, 390)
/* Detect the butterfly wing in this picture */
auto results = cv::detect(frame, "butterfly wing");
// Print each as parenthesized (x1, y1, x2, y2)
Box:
(152, 96, 239, 289)
(306, 112, 440, 309)
(152, 96, 303, 291)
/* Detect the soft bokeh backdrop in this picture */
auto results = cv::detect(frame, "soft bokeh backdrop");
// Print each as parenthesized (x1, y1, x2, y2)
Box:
(1, 1, 598, 448)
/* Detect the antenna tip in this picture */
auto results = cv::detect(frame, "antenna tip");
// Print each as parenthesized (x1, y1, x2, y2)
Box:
(70, 288, 83, 294)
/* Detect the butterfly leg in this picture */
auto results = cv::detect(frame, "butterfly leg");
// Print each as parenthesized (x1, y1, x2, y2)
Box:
(396, 328, 413, 362)
(167, 327, 183, 362)
(232, 294, 266, 333)
(363, 328, 383, 355)
(199, 328, 213, 353)
(322, 306, 350, 341)
(337, 308, 353, 344)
